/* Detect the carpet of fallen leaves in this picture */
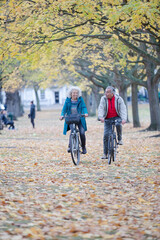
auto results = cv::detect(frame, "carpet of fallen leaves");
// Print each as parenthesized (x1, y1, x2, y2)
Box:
(0, 107, 160, 240)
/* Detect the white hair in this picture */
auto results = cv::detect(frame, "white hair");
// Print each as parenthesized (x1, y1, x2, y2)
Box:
(105, 86, 115, 94)
(67, 86, 82, 98)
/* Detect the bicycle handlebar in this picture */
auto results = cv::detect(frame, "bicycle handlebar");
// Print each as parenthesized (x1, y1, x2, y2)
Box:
(98, 117, 122, 124)
(61, 114, 86, 120)
(105, 118, 122, 124)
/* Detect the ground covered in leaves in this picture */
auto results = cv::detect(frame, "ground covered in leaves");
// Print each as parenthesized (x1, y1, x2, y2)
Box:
(0, 106, 160, 240)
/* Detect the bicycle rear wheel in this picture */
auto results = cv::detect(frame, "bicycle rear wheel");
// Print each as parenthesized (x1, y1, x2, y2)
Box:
(70, 134, 80, 165)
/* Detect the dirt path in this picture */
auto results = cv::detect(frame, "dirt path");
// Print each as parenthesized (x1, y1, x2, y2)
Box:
(0, 109, 159, 239)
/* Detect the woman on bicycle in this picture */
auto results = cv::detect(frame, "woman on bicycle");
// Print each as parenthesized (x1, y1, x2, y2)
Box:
(60, 86, 88, 154)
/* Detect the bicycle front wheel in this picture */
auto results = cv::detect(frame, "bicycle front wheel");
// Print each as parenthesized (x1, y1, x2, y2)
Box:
(108, 135, 113, 165)
(113, 137, 117, 162)
(70, 134, 80, 166)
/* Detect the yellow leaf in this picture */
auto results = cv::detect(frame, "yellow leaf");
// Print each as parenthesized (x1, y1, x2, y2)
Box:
(138, 197, 146, 203)
(73, 202, 80, 205)
(28, 179, 34, 182)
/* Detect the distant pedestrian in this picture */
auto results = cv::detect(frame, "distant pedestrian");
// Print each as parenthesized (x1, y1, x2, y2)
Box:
(28, 101, 36, 128)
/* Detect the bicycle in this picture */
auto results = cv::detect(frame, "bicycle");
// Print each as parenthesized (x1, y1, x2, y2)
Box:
(63, 114, 85, 166)
(105, 118, 122, 165)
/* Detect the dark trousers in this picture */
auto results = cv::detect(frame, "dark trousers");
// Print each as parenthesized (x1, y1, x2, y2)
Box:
(7, 121, 14, 129)
(103, 117, 122, 155)
(69, 122, 86, 149)
(31, 118, 35, 128)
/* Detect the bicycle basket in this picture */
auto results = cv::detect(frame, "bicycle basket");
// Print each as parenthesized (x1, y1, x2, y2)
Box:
(65, 114, 81, 125)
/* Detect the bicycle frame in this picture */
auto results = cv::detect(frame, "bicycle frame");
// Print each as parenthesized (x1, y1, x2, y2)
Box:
(106, 119, 121, 165)
(62, 114, 85, 165)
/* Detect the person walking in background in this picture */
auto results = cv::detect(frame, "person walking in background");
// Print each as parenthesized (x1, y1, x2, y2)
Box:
(98, 86, 127, 159)
(28, 101, 36, 128)
(60, 86, 88, 154)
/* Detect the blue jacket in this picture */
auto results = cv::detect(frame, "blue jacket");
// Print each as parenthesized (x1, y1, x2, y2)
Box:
(30, 104, 36, 119)
(1, 114, 8, 124)
(61, 97, 88, 135)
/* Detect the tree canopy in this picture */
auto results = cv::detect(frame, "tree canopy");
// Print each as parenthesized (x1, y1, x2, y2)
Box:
(0, 0, 160, 129)
(0, 0, 159, 64)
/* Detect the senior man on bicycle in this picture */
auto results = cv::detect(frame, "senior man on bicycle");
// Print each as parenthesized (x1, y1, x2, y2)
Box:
(98, 86, 127, 159)
(60, 86, 88, 154)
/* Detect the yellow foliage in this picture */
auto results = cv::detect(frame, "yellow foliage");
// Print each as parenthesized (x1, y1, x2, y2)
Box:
(0, 0, 158, 90)
(2, 72, 23, 92)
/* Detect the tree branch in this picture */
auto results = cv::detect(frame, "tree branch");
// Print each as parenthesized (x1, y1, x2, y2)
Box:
(153, 68, 160, 84)
(115, 27, 160, 45)
(124, 69, 147, 87)
(114, 31, 160, 65)
(48, 20, 89, 32)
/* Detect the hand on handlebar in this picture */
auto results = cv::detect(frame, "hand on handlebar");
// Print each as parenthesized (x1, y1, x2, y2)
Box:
(60, 114, 88, 120)
(100, 118, 104, 123)
(122, 120, 126, 125)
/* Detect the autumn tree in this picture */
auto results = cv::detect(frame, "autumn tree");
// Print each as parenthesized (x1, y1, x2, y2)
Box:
(53, 0, 160, 130)
(0, 57, 24, 117)
(72, 38, 148, 126)
(0, 0, 159, 129)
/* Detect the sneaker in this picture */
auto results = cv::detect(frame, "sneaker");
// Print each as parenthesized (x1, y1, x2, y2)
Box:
(67, 147, 71, 153)
(82, 147, 87, 154)
(101, 154, 107, 159)
(118, 140, 123, 145)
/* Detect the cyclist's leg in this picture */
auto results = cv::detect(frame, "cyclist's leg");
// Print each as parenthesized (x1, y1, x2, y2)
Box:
(7, 121, 14, 130)
(9, 120, 15, 129)
(115, 117, 122, 141)
(68, 124, 74, 152)
(103, 120, 112, 156)
(78, 123, 86, 154)
(7, 122, 11, 129)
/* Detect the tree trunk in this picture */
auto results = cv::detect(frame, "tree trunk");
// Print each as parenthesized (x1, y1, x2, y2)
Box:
(5, 91, 23, 118)
(0, 112, 3, 131)
(34, 86, 41, 111)
(92, 85, 102, 110)
(0, 85, 2, 104)
(82, 91, 90, 115)
(89, 92, 97, 116)
(119, 86, 129, 122)
(146, 62, 160, 130)
(147, 81, 160, 130)
(82, 86, 102, 116)
(131, 83, 141, 127)
(90, 85, 102, 115)
(0, 79, 3, 131)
